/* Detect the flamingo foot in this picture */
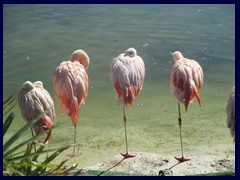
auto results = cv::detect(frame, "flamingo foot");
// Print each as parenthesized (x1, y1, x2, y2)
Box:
(175, 155, 191, 162)
(65, 152, 81, 157)
(121, 151, 136, 158)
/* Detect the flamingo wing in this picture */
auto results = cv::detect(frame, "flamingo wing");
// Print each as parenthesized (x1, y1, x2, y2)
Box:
(18, 84, 54, 122)
(18, 89, 41, 122)
(170, 58, 202, 110)
(53, 61, 88, 126)
(18, 81, 55, 141)
(170, 52, 204, 111)
(170, 59, 191, 102)
(110, 53, 145, 107)
(34, 81, 56, 123)
(191, 59, 204, 90)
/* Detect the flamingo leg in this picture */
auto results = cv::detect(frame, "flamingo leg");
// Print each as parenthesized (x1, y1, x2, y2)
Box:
(66, 125, 80, 157)
(73, 126, 77, 154)
(31, 127, 37, 152)
(121, 107, 136, 158)
(123, 107, 128, 153)
(178, 102, 184, 157)
(175, 102, 191, 162)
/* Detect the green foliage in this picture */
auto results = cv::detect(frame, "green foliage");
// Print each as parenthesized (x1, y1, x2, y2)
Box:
(3, 95, 84, 176)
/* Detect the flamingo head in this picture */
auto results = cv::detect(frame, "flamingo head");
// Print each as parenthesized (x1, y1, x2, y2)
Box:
(70, 49, 90, 69)
(172, 51, 184, 62)
(125, 47, 137, 58)
(21, 81, 35, 90)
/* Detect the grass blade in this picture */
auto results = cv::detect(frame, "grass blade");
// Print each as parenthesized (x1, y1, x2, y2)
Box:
(43, 146, 70, 164)
(5, 146, 69, 163)
(4, 128, 51, 158)
(3, 94, 14, 107)
(32, 145, 45, 162)
(3, 112, 15, 137)
(3, 105, 15, 117)
(3, 112, 45, 153)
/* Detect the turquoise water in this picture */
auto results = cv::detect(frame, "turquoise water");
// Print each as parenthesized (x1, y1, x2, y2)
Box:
(3, 4, 235, 167)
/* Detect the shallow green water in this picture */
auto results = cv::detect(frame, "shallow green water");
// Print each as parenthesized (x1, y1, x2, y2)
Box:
(3, 4, 235, 167)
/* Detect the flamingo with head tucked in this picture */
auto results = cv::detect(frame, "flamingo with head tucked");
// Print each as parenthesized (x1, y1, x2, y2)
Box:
(110, 47, 145, 158)
(53, 49, 89, 156)
(18, 81, 55, 144)
(170, 51, 203, 162)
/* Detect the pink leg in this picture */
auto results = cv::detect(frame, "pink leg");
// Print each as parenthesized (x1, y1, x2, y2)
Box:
(175, 155, 191, 162)
(121, 151, 136, 158)
(175, 102, 191, 162)
(66, 126, 80, 157)
(121, 107, 136, 159)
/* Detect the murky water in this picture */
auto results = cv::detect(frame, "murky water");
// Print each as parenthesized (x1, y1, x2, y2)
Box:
(3, 4, 235, 167)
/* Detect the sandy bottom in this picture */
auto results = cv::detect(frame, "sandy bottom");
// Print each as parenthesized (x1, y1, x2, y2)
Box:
(84, 152, 235, 176)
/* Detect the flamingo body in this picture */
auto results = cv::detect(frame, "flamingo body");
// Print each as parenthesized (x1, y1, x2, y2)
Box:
(53, 49, 89, 156)
(110, 48, 145, 108)
(170, 51, 204, 162)
(110, 47, 145, 158)
(226, 85, 235, 142)
(170, 51, 203, 111)
(53, 60, 88, 127)
(18, 81, 55, 143)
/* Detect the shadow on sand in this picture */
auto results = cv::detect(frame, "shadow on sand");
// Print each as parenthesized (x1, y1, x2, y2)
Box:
(96, 157, 127, 176)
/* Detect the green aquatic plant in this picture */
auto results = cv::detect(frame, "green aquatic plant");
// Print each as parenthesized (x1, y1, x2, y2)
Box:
(3, 95, 84, 176)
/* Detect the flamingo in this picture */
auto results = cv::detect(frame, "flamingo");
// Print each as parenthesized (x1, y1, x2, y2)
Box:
(225, 85, 235, 143)
(110, 47, 145, 158)
(170, 51, 203, 162)
(53, 49, 89, 157)
(18, 81, 55, 144)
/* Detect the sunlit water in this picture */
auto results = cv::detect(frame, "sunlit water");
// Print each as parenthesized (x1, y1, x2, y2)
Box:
(3, 4, 235, 167)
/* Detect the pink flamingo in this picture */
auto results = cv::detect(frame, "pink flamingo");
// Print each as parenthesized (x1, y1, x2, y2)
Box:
(170, 51, 203, 162)
(110, 47, 145, 158)
(18, 81, 55, 144)
(53, 49, 89, 156)
(225, 85, 235, 143)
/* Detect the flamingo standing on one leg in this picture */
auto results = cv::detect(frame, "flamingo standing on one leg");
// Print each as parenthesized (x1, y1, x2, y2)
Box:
(110, 47, 145, 158)
(18, 81, 55, 144)
(225, 85, 235, 143)
(170, 51, 203, 162)
(53, 49, 89, 157)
